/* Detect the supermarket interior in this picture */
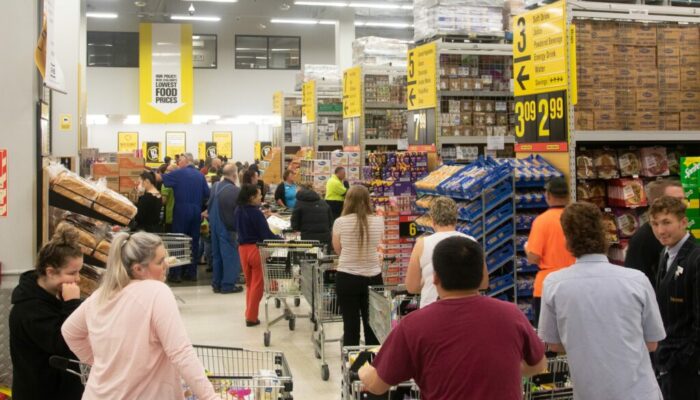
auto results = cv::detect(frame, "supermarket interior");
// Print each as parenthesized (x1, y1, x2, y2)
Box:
(2, 0, 700, 399)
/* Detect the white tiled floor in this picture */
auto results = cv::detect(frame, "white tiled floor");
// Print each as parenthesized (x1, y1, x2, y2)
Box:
(174, 285, 345, 400)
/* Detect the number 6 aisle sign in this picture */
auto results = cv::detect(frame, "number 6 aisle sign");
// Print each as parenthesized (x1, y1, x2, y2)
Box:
(513, 0, 575, 151)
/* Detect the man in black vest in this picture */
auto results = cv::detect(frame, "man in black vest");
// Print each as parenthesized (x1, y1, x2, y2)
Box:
(650, 196, 700, 400)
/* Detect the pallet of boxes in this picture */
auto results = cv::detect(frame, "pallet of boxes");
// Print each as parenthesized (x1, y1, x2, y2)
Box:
(575, 21, 700, 131)
(91, 153, 147, 203)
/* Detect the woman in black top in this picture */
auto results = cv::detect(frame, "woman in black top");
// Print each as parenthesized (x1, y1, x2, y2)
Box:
(10, 224, 84, 400)
(134, 171, 163, 232)
(291, 184, 333, 248)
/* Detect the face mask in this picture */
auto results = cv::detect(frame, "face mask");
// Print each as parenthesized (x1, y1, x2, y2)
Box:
(137, 183, 145, 194)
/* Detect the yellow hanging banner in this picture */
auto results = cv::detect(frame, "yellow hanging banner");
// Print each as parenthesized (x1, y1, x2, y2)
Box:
(118, 132, 139, 153)
(406, 42, 437, 111)
(302, 81, 316, 124)
(139, 23, 193, 123)
(165, 131, 186, 160)
(343, 66, 362, 118)
(273, 91, 284, 115)
(212, 131, 232, 158)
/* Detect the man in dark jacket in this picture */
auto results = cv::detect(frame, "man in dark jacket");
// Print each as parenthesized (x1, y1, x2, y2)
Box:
(208, 163, 243, 294)
(291, 184, 334, 249)
(10, 271, 84, 399)
(625, 179, 685, 285)
(649, 196, 700, 400)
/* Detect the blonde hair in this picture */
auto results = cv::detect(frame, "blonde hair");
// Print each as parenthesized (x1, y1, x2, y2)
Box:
(429, 197, 458, 227)
(341, 185, 373, 249)
(97, 232, 163, 304)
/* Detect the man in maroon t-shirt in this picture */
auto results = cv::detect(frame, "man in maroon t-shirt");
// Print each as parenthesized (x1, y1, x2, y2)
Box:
(359, 236, 547, 400)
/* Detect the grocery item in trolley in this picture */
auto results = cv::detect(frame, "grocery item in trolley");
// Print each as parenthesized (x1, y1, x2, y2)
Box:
(522, 356, 573, 400)
(368, 286, 420, 344)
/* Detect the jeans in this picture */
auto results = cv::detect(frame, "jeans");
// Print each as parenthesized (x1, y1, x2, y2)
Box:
(336, 271, 383, 346)
(211, 225, 241, 292)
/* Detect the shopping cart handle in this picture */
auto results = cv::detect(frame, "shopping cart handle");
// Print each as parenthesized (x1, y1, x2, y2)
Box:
(349, 370, 360, 381)
(49, 355, 72, 370)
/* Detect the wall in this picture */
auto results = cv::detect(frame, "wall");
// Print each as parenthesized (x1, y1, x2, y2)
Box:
(0, 2, 38, 274)
(86, 18, 336, 116)
(88, 123, 271, 163)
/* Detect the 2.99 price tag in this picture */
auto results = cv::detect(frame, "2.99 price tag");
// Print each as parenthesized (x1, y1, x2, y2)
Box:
(514, 90, 568, 144)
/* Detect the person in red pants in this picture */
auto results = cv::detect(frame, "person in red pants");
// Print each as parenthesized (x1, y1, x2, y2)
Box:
(233, 184, 280, 326)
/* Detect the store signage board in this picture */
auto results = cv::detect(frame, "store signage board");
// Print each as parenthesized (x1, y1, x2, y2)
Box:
(273, 91, 283, 115)
(513, 1, 567, 97)
(118, 132, 139, 153)
(212, 132, 232, 158)
(513, 0, 569, 149)
(143, 142, 162, 168)
(407, 42, 437, 111)
(198, 142, 217, 161)
(165, 131, 186, 160)
(139, 23, 193, 124)
(0, 149, 7, 217)
(343, 67, 362, 118)
(681, 157, 700, 238)
(302, 80, 316, 124)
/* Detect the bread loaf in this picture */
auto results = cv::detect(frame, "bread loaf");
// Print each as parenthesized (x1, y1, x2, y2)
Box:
(52, 172, 100, 207)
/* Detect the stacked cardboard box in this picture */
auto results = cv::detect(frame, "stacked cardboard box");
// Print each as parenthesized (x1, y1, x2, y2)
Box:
(376, 210, 417, 285)
(91, 162, 120, 192)
(299, 151, 361, 194)
(117, 153, 145, 194)
(575, 22, 700, 131)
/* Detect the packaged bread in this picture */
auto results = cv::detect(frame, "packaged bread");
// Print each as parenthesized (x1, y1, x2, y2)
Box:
(94, 240, 111, 263)
(78, 264, 104, 298)
(594, 149, 620, 179)
(415, 196, 434, 209)
(93, 185, 138, 226)
(640, 146, 670, 177)
(576, 151, 596, 179)
(415, 214, 433, 231)
(617, 148, 642, 177)
(48, 164, 100, 208)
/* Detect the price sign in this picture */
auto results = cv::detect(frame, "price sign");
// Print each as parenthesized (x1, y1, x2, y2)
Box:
(118, 132, 139, 153)
(343, 66, 362, 118)
(514, 90, 568, 146)
(302, 80, 316, 124)
(407, 42, 437, 111)
(272, 91, 283, 115)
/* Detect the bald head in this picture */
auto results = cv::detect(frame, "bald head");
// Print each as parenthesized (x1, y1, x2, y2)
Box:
(212, 157, 222, 169)
(222, 163, 238, 179)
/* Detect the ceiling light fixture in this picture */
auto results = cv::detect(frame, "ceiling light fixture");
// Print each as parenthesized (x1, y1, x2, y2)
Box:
(86, 12, 119, 19)
(355, 21, 413, 28)
(171, 15, 221, 21)
(349, 2, 412, 9)
(188, 3, 196, 14)
(294, 1, 348, 6)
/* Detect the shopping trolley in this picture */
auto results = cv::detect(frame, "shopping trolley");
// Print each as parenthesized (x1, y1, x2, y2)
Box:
(50, 345, 294, 400)
(158, 233, 193, 267)
(368, 285, 420, 344)
(258, 240, 321, 347)
(523, 356, 573, 400)
(341, 346, 420, 400)
(300, 254, 342, 381)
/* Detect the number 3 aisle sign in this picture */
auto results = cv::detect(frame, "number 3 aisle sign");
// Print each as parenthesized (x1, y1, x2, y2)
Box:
(513, 0, 574, 151)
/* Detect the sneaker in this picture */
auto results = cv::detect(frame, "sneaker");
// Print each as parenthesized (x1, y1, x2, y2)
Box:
(246, 320, 261, 327)
(212, 287, 221, 293)
(221, 286, 243, 294)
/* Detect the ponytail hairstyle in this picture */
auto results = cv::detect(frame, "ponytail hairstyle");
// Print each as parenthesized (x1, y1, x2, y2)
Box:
(36, 224, 83, 275)
(341, 185, 372, 249)
(97, 231, 163, 304)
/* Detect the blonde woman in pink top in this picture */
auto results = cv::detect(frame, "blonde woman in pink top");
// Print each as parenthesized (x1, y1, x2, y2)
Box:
(62, 232, 217, 400)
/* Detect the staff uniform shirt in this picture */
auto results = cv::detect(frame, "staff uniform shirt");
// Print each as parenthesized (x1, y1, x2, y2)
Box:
(526, 207, 576, 297)
(539, 254, 666, 400)
(325, 175, 347, 202)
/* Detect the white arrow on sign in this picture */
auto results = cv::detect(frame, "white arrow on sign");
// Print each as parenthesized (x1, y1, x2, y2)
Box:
(150, 24, 185, 115)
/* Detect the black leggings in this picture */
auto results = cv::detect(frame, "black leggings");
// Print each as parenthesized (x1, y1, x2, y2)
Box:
(336, 271, 383, 346)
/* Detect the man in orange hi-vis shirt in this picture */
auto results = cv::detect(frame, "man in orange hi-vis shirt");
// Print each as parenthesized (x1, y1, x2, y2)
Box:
(526, 177, 575, 324)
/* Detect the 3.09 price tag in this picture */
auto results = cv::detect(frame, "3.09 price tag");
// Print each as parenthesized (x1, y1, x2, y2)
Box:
(514, 90, 568, 144)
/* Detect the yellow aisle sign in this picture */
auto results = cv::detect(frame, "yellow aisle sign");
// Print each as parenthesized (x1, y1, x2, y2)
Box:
(139, 23, 193, 123)
(302, 81, 316, 124)
(118, 132, 139, 153)
(273, 91, 283, 115)
(165, 131, 186, 160)
(254, 141, 262, 161)
(212, 132, 232, 158)
(407, 42, 437, 111)
(513, 1, 567, 97)
(343, 66, 362, 118)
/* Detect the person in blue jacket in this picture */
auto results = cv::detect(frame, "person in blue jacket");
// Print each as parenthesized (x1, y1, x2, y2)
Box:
(158, 153, 210, 282)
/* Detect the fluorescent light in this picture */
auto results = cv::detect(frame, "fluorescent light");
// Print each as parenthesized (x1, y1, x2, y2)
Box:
(86, 12, 118, 19)
(123, 115, 140, 125)
(192, 35, 201, 39)
(355, 21, 413, 28)
(271, 18, 320, 24)
(171, 15, 221, 21)
(319, 20, 337, 25)
(295, 1, 348, 6)
(349, 2, 411, 9)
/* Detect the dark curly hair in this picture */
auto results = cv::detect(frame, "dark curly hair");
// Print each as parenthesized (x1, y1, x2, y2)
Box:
(560, 202, 609, 258)
(649, 195, 687, 220)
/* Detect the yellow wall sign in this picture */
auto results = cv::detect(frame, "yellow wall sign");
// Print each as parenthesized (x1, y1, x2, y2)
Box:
(272, 91, 283, 115)
(302, 80, 316, 124)
(143, 142, 163, 167)
(513, 1, 567, 97)
(139, 23, 193, 123)
(343, 66, 362, 118)
(59, 114, 72, 131)
(407, 42, 437, 111)
(118, 132, 139, 153)
(212, 132, 232, 158)
(165, 131, 186, 160)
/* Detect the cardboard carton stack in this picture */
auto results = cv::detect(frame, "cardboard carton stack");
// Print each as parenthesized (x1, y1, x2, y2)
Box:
(376, 209, 417, 285)
(299, 150, 361, 194)
(575, 22, 700, 131)
(117, 153, 146, 195)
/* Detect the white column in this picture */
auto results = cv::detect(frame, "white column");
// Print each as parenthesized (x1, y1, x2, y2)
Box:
(335, 10, 355, 70)
(0, 0, 39, 275)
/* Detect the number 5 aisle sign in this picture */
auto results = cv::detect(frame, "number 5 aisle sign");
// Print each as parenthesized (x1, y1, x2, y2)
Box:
(513, 0, 575, 151)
